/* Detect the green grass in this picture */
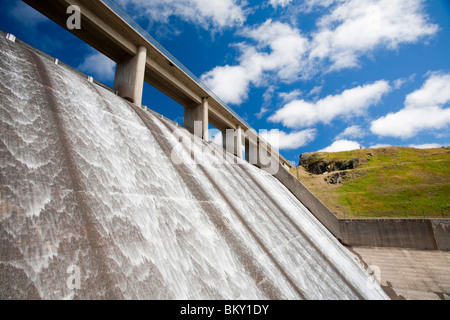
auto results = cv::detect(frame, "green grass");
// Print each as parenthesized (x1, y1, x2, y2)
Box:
(294, 146, 450, 218)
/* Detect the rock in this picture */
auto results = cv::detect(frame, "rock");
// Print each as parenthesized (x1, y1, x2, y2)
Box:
(299, 154, 360, 175)
(306, 161, 329, 174)
(298, 153, 311, 166)
(351, 157, 360, 169)
(327, 172, 348, 184)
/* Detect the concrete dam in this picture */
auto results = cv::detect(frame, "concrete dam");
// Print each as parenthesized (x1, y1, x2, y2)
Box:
(0, 34, 388, 300)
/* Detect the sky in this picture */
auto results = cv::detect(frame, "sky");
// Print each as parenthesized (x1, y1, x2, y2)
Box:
(1, 0, 450, 164)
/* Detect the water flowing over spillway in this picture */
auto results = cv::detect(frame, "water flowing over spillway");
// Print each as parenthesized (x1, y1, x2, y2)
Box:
(0, 35, 388, 300)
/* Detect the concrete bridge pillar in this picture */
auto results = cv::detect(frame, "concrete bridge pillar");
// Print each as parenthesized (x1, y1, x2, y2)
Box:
(113, 45, 147, 106)
(184, 97, 209, 139)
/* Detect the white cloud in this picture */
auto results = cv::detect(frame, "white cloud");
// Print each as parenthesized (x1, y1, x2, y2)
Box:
(301, 0, 338, 12)
(269, 0, 293, 8)
(269, 80, 391, 128)
(201, 20, 308, 105)
(319, 139, 362, 152)
(260, 129, 317, 150)
(78, 52, 116, 82)
(201, 0, 437, 108)
(409, 143, 443, 149)
(392, 74, 416, 90)
(404, 72, 450, 109)
(310, 0, 438, 71)
(255, 107, 270, 120)
(201, 64, 255, 105)
(307, 85, 323, 97)
(371, 106, 450, 138)
(371, 72, 450, 138)
(243, 20, 309, 81)
(370, 106, 450, 138)
(279, 90, 303, 103)
(256, 86, 276, 119)
(335, 125, 366, 140)
(116, 0, 246, 30)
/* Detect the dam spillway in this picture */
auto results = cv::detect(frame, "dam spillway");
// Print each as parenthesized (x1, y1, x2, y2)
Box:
(0, 34, 388, 300)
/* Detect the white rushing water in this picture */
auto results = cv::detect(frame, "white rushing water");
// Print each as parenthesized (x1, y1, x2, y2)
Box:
(0, 35, 388, 300)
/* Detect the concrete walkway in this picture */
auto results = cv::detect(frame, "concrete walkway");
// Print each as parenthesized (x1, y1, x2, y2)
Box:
(351, 247, 450, 300)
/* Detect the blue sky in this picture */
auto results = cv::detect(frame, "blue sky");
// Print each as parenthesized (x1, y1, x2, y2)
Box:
(1, 0, 450, 164)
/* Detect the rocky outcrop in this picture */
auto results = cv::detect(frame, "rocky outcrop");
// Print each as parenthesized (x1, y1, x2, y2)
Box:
(299, 153, 360, 175)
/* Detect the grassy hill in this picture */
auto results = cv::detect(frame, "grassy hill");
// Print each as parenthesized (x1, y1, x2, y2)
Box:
(290, 146, 450, 219)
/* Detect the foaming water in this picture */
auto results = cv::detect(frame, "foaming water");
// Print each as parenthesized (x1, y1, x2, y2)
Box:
(0, 36, 388, 300)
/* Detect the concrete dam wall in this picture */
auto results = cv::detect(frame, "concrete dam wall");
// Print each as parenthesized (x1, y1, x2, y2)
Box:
(0, 35, 388, 300)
